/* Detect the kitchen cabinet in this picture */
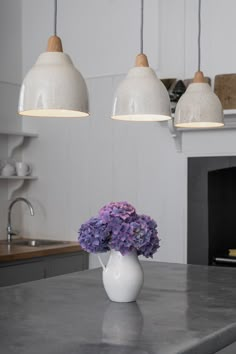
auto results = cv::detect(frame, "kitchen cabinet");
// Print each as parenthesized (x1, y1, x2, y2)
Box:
(0, 260, 44, 286)
(0, 250, 88, 287)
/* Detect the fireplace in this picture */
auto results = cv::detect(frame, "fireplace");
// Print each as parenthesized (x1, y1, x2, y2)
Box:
(188, 156, 236, 266)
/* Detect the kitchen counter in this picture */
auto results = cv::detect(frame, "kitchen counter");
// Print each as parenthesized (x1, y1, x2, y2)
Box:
(0, 239, 83, 262)
(1, 262, 236, 354)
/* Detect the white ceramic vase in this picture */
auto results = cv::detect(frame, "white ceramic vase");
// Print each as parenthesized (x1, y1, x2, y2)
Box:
(98, 249, 144, 302)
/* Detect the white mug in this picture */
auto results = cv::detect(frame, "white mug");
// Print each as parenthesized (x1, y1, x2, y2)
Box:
(1, 163, 16, 177)
(15, 162, 32, 177)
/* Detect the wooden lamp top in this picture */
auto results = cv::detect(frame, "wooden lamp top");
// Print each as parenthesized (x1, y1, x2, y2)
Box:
(47, 35, 63, 52)
(135, 54, 149, 67)
(193, 71, 205, 83)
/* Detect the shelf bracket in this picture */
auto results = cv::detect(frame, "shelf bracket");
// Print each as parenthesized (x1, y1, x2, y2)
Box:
(168, 119, 182, 152)
(7, 179, 25, 200)
(8, 135, 25, 158)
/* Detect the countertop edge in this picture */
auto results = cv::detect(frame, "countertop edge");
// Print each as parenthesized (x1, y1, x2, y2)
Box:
(0, 242, 84, 262)
(178, 321, 236, 354)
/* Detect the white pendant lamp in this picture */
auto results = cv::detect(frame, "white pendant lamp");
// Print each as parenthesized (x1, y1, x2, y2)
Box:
(111, 0, 171, 122)
(174, 0, 223, 128)
(18, 0, 89, 118)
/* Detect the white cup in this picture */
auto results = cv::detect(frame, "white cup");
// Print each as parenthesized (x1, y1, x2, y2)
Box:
(1, 163, 16, 177)
(15, 162, 32, 177)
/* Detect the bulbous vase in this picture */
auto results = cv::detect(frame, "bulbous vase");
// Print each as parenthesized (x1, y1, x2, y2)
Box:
(98, 249, 144, 302)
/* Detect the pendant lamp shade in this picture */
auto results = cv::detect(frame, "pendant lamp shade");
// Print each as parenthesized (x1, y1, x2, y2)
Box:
(18, 51, 89, 118)
(18, 34, 89, 118)
(112, 54, 171, 122)
(174, 0, 223, 128)
(174, 71, 223, 128)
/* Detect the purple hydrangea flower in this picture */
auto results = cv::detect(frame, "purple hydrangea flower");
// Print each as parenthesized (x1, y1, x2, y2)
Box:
(78, 217, 111, 253)
(131, 215, 160, 258)
(109, 222, 134, 255)
(99, 201, 137, 223)
(78, 202, 160, 258)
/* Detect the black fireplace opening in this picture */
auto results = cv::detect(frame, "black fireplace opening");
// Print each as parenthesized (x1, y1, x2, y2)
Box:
(208, 167, 236, 266)
(188, 157, 236, 267)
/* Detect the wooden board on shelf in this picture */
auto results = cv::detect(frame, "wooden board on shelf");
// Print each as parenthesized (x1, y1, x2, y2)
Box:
(214, 74, 236, 109)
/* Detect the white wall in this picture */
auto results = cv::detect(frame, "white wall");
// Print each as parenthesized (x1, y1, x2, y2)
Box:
(2, 0, 236, 266)
(21, 0, 160, 78)
(0, 0, 22, 239)
(0, 0, 22, 131)
(21, 0, 187, 267)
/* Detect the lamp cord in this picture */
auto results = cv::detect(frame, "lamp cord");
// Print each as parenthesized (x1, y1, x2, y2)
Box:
(197, 0, 201, 71)
(54, 0, 57, 36)
(140, 0, 144, 54)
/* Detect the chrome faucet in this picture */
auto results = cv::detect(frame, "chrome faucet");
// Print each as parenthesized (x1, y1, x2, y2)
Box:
(7, 197, 34, 243)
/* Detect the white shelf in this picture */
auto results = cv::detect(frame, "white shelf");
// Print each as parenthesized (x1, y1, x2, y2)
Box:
(168, 111, 236, 152)
(171, 110, 236, 133)
(0, 176, 38, 180)
(176, 125, 236, 132)
(223, 109, 236, 116)
(0, 130, 38, 138)
(0, 176, 38, 198)
(0, 131, 39, 197)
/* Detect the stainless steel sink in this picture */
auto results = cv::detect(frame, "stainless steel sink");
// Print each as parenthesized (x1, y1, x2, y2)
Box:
(11, 239, 69, 247)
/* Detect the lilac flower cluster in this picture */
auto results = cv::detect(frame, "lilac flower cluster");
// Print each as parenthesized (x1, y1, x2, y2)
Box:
(79, 217, 111, 253)
(99, 201, 136, 223)
(78, 202, 160, 258)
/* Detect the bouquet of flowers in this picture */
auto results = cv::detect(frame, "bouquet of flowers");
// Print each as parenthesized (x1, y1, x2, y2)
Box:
(78, 201, 160, 258)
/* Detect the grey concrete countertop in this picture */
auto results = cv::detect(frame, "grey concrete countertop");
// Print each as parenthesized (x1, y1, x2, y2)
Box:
(1, 262, 236, 354)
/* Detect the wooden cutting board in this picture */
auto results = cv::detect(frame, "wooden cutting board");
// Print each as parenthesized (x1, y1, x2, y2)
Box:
(214, 73, 236, 109)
